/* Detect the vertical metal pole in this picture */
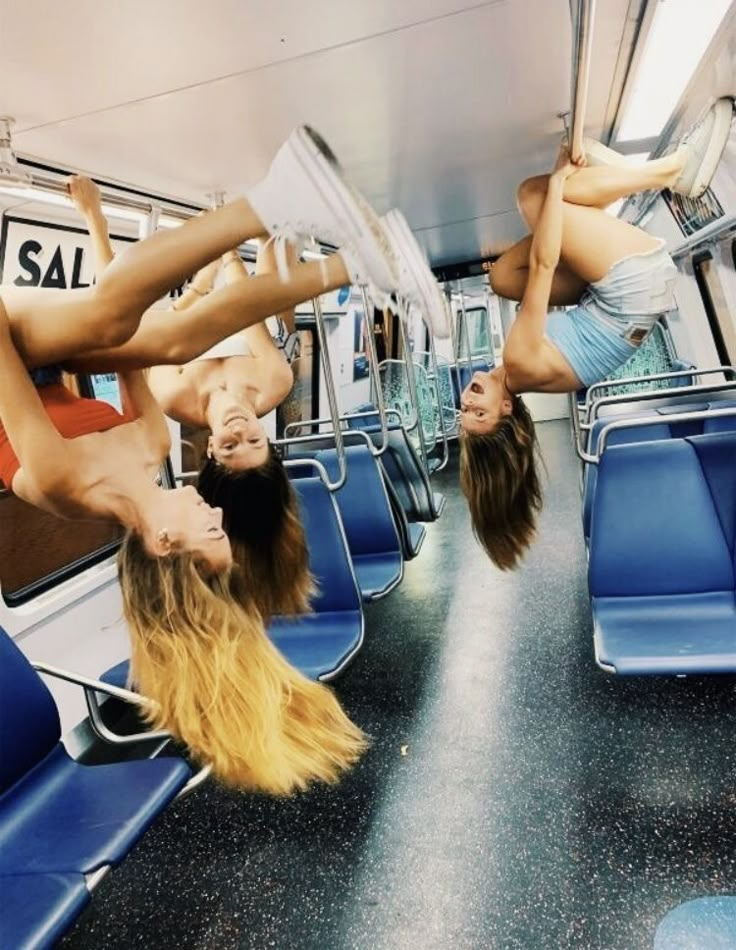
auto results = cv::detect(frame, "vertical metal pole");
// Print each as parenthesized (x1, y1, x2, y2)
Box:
(359, 287, 389, 454)
(397, 300, 431, 475)
(312, 294, 347, 490)
(458, 283, 474, 382)
(427, 329, 449, 471)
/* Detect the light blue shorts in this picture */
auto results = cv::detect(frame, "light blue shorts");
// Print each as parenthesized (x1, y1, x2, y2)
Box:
(580, 241, 678, 346)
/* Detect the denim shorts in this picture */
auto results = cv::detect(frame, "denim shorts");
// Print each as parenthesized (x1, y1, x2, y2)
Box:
(580, 241, 678, 347)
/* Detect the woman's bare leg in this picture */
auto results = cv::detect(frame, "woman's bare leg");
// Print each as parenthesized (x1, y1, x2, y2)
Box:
(490, 151, 684, 302)
(2, 199, 268, 368)
(64, 254, 350, 373)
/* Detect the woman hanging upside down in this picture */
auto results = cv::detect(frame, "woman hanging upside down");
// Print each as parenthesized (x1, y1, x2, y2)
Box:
(65, 180, 314, 620)
(459, 98, 733, 570)
(0, 126, 418, 793)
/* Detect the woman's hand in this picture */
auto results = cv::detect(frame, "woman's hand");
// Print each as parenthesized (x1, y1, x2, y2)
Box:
(551, 140, 585, 182)
(67, 175, 104, 217)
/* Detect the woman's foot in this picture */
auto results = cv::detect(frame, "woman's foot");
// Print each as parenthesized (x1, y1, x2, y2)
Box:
(671, 98, 733, 198)
(381, 209, 450, 339)
(246, 126, 398, 294)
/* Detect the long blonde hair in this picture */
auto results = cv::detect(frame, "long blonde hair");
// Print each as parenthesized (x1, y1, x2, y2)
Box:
(197, 447, 314, 619)
(117, 533, 367, 795)
(459, 396, 542, 570)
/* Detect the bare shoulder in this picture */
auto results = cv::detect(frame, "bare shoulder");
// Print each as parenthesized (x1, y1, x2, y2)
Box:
(252, 358, 294, 416)
(505, 339, 582, 394)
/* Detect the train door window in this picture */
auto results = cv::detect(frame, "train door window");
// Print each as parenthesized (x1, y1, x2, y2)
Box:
(463, 307, 491, 358)
(692, 249, 735, 365)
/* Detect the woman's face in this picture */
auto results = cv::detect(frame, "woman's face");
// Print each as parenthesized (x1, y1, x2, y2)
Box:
(152, 486, 232, 573)
(459, 371, 512, 435)
(208, 405, 269, 471)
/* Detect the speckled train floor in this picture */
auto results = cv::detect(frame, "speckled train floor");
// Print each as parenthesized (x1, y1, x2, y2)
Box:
(61, 420, 736, 950)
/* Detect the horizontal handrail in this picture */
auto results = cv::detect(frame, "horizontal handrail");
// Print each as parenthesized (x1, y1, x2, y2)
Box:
(583, 365, 735, 411)
(580, 407, 736, 464)
(583, 380, 736, 427)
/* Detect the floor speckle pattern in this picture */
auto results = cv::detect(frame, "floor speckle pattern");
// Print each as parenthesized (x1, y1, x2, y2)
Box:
(61, 420, 736, 950)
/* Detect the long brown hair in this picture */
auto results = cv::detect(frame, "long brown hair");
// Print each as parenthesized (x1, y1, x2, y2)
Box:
(197, 445, 314, 620)
(117, 533, 367, 795)
(459, 396, 542, 570)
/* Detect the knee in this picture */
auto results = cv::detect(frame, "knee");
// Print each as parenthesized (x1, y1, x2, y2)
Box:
(91, 286, 140, 349)
(516, 175, 548, 210)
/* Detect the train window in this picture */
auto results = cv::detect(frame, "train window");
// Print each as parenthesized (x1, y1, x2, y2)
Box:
(0, 494, 122, 605)
(463, 306, 491, 358)
(0, 371, 125, 605)
(692, 249, 735, 365)
(662, 187, 724, 237)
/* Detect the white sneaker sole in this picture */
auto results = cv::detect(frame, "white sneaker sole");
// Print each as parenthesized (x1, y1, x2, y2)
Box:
(383, 210, 450, 339)
(290, 126, 398, 291)
(674, 98, 733, 199)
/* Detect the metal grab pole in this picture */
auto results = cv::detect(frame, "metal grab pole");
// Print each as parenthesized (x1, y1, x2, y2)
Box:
(569, 0, 596, 163)
(360, 287, 389, 455)
(427, 331, 450, 471)
(397, 301, 432, 476)
(458, 283, 474, 375)
(312, 294, 347, 491)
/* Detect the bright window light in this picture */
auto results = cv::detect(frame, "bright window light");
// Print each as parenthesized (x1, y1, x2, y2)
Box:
(617, 0, 732, 141)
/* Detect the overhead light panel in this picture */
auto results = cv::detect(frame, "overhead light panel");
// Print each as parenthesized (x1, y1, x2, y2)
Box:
(616, 0, 732, 142)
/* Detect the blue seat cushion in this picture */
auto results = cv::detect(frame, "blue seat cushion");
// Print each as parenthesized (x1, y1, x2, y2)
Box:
(654, 896, 736, 949)
(353, 552, 403, 600)
(0, 745, 191, 874)
(1, 872, 90, 950)
(269, 611, 364, 681)
(593, 591, 736, 675)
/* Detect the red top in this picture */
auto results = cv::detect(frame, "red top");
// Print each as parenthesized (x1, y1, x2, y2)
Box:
(0, 384, 129, 491)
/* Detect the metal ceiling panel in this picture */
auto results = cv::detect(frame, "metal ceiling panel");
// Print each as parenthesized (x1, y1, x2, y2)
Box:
(3, 0, 632, 265)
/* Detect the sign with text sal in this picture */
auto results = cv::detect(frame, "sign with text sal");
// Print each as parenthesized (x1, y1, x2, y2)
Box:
(0, 215, 184, 304)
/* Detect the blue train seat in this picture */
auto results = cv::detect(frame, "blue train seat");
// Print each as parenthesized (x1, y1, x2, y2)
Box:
(588, 433, 736, 675)
(381, 461, 427, 559)
(268, 474, 365, 679)
(346, 409, 445, 522)
(310, 444, 403, 601)
(2, 871, 91, 950)
(654, 897, 736, 949)
(104, 476, 365, 687)
(0, 627, 192, 946)
(582, 400, 736, 541)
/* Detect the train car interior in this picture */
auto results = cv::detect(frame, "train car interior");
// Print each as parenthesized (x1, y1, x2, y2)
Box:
(0, 1, 735, 948)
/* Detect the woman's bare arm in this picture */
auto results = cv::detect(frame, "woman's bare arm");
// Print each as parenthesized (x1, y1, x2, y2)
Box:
(0, 305, 78, 491)
(117, 370, 171, 460)
(68, 176, 115, 273)
(504, 146, 580, 370)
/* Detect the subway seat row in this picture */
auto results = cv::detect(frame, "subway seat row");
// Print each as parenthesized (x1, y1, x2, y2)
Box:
(0, 404, 450, 947)
(580, 373, 736, 676)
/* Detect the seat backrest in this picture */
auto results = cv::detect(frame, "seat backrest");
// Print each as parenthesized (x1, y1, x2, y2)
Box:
(315, 445, 402, 557)
(583, 404, 736, 539)
(0, 627, 61, 795)
(290, 477, 362, 613)
(589, 435, 736, 598)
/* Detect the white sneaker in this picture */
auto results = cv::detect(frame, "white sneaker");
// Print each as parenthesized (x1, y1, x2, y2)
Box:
(673, 98, 733, 198)
(582, 138, 629, 168)
(247, 126, 398, 293)
(381, 209, 450, 339)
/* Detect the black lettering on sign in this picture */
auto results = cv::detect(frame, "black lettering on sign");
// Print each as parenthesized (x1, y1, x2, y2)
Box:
(71, 247, 90, 289)
(41, 246, 67, 289)
(13, 240, 43, 286)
